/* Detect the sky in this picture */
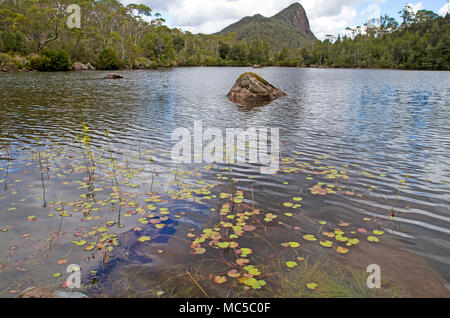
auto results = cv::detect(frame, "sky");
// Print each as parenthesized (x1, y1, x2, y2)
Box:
(121, 0, 450, 39)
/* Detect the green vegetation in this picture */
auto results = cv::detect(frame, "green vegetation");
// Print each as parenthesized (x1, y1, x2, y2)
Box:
(0, 1, 448, 71)
(94, 47, 121, 70)
(29, 50, 70, 71)
(301, 8, 450, 70)
(217, 13, 316, 51)
(0, 52, 28, 71)
(237, 72, 271, 86)
(98, 259, 402, 298)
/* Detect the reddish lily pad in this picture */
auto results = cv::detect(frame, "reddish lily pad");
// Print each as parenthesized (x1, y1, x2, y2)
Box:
(214, 276, 227, 285)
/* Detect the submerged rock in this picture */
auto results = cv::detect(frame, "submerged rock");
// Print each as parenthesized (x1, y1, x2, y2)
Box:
(20, 287, 56, 298)
(103, 74, 123, 79)
(227, 72, 286, 103)
(19, 287, 88, 298)
(55, 291, 89, 298)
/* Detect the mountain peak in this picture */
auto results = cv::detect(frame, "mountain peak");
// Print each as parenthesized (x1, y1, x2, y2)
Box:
(272, 2, 312, 34)
(216, 2, 316, 50)
(284, 2, 303, 10)
(252, 13, 265, 19)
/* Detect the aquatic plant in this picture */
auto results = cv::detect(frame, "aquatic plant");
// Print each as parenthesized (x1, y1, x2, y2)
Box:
(0, 129, 424, 298)
(35, 137, 47, 207)
(391, 175, 410, 219)
(0, 140, 11, 192)
(77, 124, 96, 199)
(105, 129, 130, 228)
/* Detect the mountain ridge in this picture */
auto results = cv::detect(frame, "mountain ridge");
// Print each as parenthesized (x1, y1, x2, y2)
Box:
(216, 2, 317, 50)
(272, 3, 315, 37)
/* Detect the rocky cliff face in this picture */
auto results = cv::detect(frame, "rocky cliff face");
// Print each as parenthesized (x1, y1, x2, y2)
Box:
(272, 3, 313, 35)
(216, 2, 317, 50)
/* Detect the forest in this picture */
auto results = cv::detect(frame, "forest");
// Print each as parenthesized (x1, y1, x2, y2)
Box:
(0, 0, 449, 71)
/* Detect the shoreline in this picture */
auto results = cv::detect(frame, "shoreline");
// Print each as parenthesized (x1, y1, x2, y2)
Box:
(2, 65, 449, 73)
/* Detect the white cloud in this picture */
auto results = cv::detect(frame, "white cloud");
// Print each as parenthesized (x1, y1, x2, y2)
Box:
(406, 2, 423, 14)
(438, 3, 449, 16)
(120, 0, 386, 39)
(309, 5, 358, 39)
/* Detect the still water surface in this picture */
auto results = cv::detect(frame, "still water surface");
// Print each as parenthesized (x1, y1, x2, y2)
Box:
(0, 67, 449, 296)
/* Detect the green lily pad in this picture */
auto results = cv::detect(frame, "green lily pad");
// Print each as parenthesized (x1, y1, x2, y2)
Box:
(137, 236, 151, 243)
(218, 242, 230, 249)
(286, 261, 298, 268)
(302, 234, 317, 241)
(319, 240, 333, 247)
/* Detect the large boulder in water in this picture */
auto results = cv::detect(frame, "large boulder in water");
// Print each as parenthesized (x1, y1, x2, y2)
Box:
(227, 72, 286, 103)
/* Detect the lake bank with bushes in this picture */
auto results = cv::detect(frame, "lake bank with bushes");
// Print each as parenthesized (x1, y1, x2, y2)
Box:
(2, 50, 449, 73)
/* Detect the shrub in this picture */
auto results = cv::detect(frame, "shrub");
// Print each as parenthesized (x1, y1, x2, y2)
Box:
(94, 48, 121, 70)
(45, 50, 71, 71)
(203, 56, 219, 66)
(0, 52, 28, 71)
(29, 50, 71, 71)
(29, 54, 51, 71)
(278, 59, 299, 67)
(132, 56, 153, 69)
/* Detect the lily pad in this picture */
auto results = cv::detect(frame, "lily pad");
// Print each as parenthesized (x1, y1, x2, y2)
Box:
(192, 247, 206, 255)
(137, 236, 151, 243)
(319, 240, 333, 248)
(335, 235, 349, 242)
(367, 236, 380, 243)
(227, 270, 240, 278)
(243, 225, 256, 232)
(286, 261, 298, 268)
(213, 276, 227, 285)
(217, 242, 230, 249)
(336, 246, 349, 254)
(302, 234, 317, 242)
(236, 258, 249, 266)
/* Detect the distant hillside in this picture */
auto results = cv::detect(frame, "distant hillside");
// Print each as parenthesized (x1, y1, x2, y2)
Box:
(216, 2, 317, 50)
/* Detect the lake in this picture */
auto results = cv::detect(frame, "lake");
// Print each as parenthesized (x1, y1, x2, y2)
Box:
(0, 67, 449, 297)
